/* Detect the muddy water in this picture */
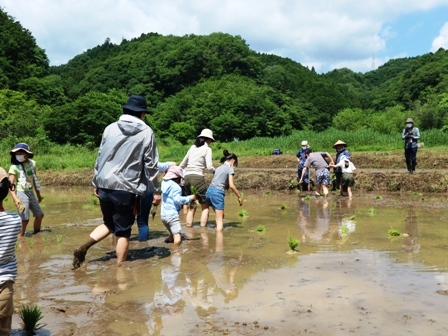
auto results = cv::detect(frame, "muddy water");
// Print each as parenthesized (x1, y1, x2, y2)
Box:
(8, 188, 448, 336)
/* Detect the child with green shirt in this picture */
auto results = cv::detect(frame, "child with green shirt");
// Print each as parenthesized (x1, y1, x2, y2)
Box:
(8, 143, 44, 236)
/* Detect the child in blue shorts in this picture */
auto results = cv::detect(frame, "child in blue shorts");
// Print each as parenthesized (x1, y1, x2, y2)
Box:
(206, 150, 243, 232)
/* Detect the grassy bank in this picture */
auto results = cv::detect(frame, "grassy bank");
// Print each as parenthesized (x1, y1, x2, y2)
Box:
(1, 128, 448, 171)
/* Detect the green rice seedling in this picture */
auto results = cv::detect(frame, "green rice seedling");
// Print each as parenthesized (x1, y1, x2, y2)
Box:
(19, 304, 45, 336)
(304, 195, 311, 201)
(56, 235, 63, 244)
(388, 229, 401, 237)
(256, 225, 265, 232)
(375, 195, 382, 200)
(265, 190, 272, 195)
(238, 209, 248, 217)
(369, 207, 376, 214)
(91, 196, 99, 205)
(349, 215, 356, 220)
(190, 185, 197, 195)
(82, 204, 94, 210)
(288, 235, 299, 251)
(341, 225, 349, 235)
(421, 197, 426, 202)
(280, 204, 287, 210)
(412, 191, 419, 196)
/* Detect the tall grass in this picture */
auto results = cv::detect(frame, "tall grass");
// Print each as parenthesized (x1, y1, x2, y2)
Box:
(2, 128, 448, 170)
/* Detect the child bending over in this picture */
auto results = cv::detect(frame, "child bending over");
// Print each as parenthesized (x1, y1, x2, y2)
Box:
(206, 150, 243, 232)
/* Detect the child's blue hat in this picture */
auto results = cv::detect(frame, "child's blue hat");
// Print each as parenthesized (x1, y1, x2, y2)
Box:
(10, 143, 34, 158)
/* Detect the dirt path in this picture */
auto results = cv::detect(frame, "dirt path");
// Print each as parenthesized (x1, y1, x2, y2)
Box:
(36, 152, 448, 193)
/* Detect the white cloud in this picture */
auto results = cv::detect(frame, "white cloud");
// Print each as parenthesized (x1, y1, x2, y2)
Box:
(431, 22, 448, 52)
(2, 0, 448, 72)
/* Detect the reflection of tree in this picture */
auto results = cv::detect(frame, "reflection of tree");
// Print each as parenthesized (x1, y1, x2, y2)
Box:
(403, 208, 420, 259)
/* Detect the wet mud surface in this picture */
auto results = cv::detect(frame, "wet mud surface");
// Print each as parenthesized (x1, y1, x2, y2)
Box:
(7, 187, 448, 335)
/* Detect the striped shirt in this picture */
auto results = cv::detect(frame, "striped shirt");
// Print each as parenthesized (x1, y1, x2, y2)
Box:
(0, 211, 21, 284)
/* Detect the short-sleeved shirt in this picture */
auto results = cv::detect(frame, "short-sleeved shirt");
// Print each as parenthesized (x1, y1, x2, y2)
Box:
(210, 164, 234, 191)
(0, 211, 22, 284)
(9, 160, 36, 191)
(304, 153, 329, 175)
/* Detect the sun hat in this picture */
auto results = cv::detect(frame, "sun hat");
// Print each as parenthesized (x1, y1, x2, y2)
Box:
(406, 118, 414, 123)
(163, 165, 184, 180)
(332, 140, 347, 148)
(0, 167, 8, 183)
(10, 143, 34, 158)
(121, 95, 150, 113)
(197, 129, 215, 141)
(301, 140, 308, 146)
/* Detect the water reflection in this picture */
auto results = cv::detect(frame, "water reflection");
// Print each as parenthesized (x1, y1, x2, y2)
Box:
(11, 188, 448, 335)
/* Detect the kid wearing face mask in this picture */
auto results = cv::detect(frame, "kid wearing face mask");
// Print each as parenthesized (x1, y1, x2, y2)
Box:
(401, 118, 420, 174)
(8, 143, 44, 236)
(296, 141, 312, 193)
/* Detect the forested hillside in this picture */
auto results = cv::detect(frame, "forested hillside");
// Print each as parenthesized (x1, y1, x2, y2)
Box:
(1, 6, 448, 148)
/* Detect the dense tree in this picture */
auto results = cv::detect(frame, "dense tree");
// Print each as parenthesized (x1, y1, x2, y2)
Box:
(0, 7, 49, 89)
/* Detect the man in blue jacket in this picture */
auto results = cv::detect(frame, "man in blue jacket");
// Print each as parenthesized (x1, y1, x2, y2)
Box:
(402, 118, 420, 174)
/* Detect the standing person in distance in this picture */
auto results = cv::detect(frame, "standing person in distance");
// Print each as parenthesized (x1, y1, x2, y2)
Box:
(206, 150, 243, 232)
(8, 143, 44, 237)
(402, 118, 420, 174)
(332, 140, 351, 192)
(296, 140, 311, 192)
(72, 94, 160, 269)
(180, 129, 216, 227)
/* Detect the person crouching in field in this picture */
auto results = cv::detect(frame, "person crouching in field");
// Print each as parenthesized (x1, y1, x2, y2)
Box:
(161, 166, 196, 247)
(299, 150, 334, 197)
(206, 150, 243, 232)
(330, 157, 356, 198)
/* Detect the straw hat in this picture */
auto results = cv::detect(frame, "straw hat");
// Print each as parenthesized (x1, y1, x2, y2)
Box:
(405, 118, 414, 123)
(301, 140, 308, 146)
(332, 140, 347, 148)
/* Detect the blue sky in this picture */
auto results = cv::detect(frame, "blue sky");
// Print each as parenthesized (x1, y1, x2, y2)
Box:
(2, 0, 448, 73)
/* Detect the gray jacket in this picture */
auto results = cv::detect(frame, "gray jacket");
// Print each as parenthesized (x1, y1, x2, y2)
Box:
(402, 127, 420, 149)
(92, 114, 159, 196)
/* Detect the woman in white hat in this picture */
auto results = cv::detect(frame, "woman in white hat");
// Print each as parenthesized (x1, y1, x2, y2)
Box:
(180, 129, 216, 227)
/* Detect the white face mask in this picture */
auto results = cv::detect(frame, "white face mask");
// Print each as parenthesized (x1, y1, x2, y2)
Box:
(302, 146, 307, 150)
(406, 123, 413, 128)
(15, 154, 26, 162)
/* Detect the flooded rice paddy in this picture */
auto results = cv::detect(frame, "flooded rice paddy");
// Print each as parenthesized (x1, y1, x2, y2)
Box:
(8, 187, 448, 336)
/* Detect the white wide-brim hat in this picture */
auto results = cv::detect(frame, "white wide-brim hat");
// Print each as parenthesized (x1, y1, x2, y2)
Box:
(197, 129, 215, 141)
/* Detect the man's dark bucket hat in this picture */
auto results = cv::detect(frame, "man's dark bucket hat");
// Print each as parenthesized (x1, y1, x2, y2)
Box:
(122, 95, 150, 113)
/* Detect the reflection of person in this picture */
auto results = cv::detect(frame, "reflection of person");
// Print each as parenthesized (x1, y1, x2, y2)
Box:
(180, 129, 216, 227)
(73, 95, 160, 269)
(332, 140, 351, 191)
(206, 150, 243, 232)
(299, 150, 334, 197)
(402, 118, 420, 174)
(207, 232, 240, 303)
(298, 199, 330, 242)
(296, 141, 311, 192)
(403, 209, 420, 257)
(330, 158, 356, 198)
(8, 143, 44, 236)
(0, 167, 22, 335)
(137, 161, 174, 241)
(161, 166, 196, 246)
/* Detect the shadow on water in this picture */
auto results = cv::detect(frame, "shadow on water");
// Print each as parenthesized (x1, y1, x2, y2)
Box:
(7, 187, 448, 335)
